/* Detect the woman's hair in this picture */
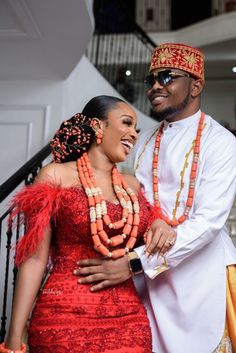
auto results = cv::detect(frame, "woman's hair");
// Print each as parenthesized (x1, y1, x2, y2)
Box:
(50, 95, 126, 163)
(82, 95, 125, 119)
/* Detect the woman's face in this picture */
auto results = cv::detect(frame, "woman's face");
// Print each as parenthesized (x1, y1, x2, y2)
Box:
(101, 102, 138, 163)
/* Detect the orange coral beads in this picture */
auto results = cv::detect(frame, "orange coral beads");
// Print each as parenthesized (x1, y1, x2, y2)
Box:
(77, 153, 140, 258)
(152, 112, 205, 227)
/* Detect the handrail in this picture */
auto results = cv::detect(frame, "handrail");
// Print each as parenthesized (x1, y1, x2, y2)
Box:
(0, 143, 51, 203)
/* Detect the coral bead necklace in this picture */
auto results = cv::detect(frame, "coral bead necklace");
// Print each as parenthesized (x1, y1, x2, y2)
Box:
(77, 153, 140, 258)
(152, 112, 205, 227)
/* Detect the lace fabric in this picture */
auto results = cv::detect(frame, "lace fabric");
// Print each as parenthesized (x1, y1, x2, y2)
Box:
(13, 183, 152, 353)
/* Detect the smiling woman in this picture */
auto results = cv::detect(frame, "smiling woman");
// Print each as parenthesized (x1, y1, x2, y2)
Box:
(2, 95, 176, 353)
(97, 102, 138, 162)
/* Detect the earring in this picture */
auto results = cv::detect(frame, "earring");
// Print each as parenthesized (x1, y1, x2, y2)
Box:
(91, 118, 103, 144)
(95, 128, 103, 144)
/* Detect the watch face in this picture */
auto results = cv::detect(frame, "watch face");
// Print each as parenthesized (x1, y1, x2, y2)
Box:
(131, 258, 143, 273)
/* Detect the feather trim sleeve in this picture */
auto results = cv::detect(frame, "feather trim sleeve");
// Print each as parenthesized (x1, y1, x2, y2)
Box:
(149, 205, 164, 224)
(10, 182, 61, 266)
(139, 189, 163, 226)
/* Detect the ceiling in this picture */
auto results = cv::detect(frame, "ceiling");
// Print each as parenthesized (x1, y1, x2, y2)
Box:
(0, 1, 236, 81)
(0, 0, 94, 80)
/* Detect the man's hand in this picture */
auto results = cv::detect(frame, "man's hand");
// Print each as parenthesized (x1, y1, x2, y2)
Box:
(145, 219, 177, 256)
(74, 220, 176, 291)
(73, 256, 131, 292)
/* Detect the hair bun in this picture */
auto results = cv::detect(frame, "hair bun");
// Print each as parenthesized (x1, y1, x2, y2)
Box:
(50, 113, 95, 163)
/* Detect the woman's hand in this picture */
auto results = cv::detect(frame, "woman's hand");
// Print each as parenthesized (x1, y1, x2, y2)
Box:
(145, 219, 177, 256)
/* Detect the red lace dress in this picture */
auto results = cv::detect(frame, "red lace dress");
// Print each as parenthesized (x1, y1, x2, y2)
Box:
(12, 183, 153, 353)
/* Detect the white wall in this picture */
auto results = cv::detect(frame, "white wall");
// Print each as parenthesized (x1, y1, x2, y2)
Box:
(202, 80, 236, 129)
(0, 80, 64, 183)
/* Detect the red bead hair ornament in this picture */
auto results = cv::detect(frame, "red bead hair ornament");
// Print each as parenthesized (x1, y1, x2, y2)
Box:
(50, 113, 95, 163)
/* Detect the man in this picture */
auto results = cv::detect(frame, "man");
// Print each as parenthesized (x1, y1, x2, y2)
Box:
(75, 43, 236, 353)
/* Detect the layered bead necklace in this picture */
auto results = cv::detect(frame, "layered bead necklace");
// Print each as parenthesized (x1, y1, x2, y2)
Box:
(77, 153, 140, 258)
(152, 112, 205, 227)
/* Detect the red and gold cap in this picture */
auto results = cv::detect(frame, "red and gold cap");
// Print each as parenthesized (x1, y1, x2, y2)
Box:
(149, 43, 205, 80)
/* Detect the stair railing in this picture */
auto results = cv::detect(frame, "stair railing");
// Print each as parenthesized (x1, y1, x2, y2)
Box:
(0, 143, 51, 342)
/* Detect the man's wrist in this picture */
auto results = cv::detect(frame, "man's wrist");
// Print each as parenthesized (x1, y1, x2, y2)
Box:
(127, 251, 143, 276)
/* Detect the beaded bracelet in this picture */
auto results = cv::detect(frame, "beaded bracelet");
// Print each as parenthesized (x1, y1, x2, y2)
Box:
(0, 342, 26, 353)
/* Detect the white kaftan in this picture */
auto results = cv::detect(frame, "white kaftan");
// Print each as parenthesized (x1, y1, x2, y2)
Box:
(133, 110, 236, 353)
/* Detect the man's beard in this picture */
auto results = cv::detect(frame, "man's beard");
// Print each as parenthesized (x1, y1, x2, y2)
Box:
(152, 92, 190, 122)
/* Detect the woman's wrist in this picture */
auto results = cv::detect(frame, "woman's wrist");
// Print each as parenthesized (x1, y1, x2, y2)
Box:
(0, 341, 26, 353)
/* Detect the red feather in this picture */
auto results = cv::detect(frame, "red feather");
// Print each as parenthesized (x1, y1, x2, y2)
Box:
(10, 183, 61, 266)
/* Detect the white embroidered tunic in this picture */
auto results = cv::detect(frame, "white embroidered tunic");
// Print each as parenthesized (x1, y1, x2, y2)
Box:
(133, 110, 236, 353)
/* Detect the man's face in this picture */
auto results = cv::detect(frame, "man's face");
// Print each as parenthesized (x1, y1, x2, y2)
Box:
(146, 68, 194, 121)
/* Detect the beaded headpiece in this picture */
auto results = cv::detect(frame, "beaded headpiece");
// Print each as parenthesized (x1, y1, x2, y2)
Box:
(149, 43, 205, 80)
(51, 113, 95, 163)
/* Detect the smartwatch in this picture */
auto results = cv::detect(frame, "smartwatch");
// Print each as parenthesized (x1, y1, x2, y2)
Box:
(128, 251, 143, 276)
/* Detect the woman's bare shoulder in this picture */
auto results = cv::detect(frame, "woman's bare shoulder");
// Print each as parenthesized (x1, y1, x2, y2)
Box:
(123, 173, 141, 194)
(35, 161, 79, 187)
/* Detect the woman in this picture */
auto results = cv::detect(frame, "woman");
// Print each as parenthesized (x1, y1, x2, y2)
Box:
(2, 96, 176, 353)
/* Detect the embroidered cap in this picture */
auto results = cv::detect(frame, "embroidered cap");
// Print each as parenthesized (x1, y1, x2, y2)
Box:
(149, 43, 205, 80)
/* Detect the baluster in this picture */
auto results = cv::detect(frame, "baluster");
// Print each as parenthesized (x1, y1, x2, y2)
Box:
(0, 219, 13, 342)
(25, 163, 42, 186)
(12, 213, 21, 291)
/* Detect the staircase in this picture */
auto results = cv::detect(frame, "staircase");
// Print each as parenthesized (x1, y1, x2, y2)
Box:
(1, 0, 236, 345)
(86, 0, 157, 117)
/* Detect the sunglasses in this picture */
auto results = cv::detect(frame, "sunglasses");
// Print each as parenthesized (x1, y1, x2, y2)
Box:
(144, 70, 190, 89)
